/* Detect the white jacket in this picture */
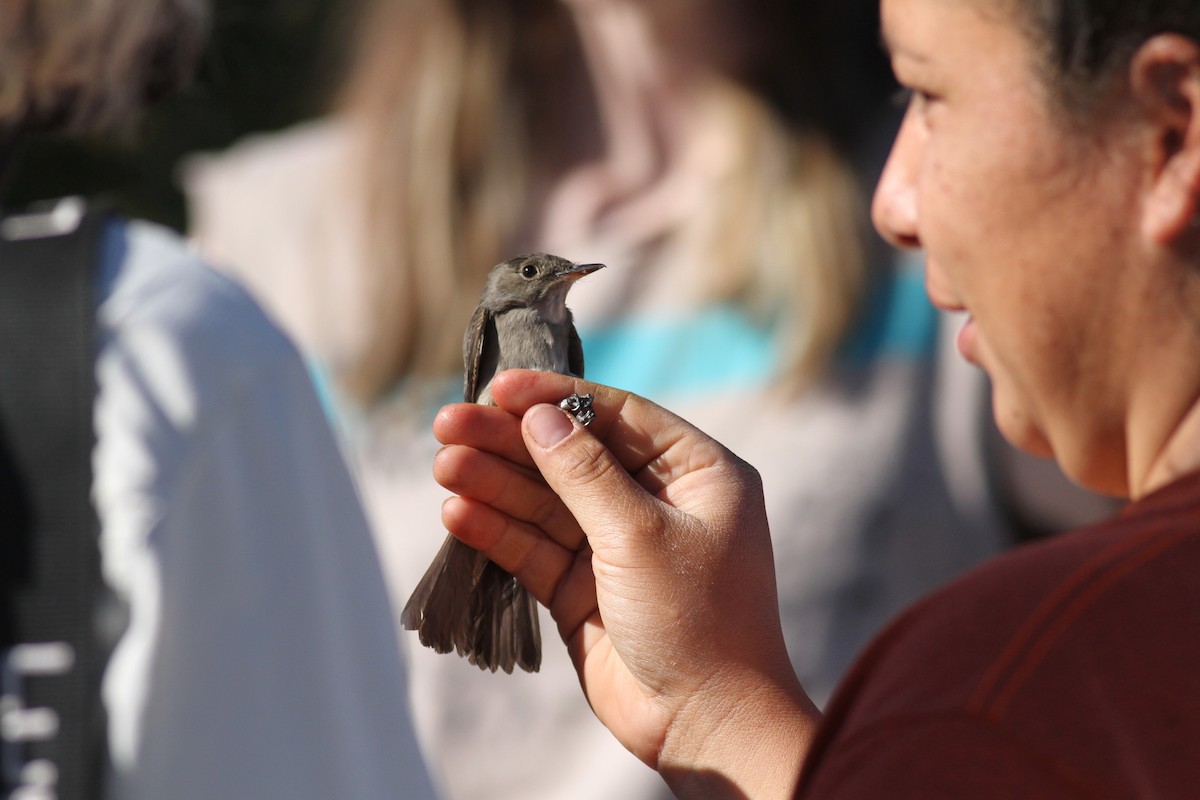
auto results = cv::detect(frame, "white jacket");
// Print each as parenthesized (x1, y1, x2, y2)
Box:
(92, 217, 436, 799)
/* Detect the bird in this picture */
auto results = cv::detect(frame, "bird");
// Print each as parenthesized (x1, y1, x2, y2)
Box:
(401, 253, 604, 673)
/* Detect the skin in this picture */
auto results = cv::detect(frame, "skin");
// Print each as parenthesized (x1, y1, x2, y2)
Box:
(433, 0, 1200, 795)
(873, 0, 1200, 499)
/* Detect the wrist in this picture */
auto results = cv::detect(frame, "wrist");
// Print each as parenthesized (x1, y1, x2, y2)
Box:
(658, 664, 821, 800)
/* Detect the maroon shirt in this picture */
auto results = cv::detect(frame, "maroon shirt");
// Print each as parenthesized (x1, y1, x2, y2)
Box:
(797, 471, 1200, 798)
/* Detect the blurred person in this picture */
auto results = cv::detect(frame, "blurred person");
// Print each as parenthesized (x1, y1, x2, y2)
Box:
(184, 0, 1111, 797)
(0, 1, 436, 798)
(429, 0, 1200, 794)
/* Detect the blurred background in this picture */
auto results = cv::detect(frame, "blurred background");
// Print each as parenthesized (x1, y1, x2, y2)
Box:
(0, 0, 892, 233)
(0, 0, 365, 229)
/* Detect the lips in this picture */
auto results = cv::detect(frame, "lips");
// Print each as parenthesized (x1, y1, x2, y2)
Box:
(956, 315, 980, 365)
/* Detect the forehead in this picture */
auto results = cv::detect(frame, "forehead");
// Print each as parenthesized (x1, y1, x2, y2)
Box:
(880, 0, 1042, 93)
(881, 0, 1023, 56)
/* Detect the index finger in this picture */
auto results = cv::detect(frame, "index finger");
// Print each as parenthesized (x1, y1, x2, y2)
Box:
(433, 401, 536, 469)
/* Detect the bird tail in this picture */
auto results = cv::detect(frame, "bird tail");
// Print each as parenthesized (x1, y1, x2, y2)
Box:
(401, 535, 542, 673)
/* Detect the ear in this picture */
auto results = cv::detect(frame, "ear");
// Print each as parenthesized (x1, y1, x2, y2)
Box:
(1133, 34, 1200, 245)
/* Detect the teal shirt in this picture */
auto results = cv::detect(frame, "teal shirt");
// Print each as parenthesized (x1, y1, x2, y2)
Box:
(580, 259, 936, 404)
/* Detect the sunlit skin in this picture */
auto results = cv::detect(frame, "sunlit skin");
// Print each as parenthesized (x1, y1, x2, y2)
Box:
(433, 372, 819, 799)
(873, 0, 1200, 499)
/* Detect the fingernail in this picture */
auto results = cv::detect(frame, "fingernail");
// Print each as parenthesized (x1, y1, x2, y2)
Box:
(527, 404, 574, 449)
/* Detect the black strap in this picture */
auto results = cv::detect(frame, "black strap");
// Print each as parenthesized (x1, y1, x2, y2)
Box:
(0, 199, 110, 799)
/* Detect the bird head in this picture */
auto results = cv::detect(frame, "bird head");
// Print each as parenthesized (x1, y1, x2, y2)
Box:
(480, 253, 605, 316)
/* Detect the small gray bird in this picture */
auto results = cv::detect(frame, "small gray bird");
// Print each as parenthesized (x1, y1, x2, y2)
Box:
(401, 253, 604, 673)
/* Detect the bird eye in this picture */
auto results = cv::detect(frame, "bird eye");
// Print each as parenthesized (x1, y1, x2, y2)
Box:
(520, 264, 537, 279)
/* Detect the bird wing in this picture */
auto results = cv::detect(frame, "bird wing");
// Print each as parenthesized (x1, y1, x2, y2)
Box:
(463, 304, 493, 402)
(567, 311, 585, 378)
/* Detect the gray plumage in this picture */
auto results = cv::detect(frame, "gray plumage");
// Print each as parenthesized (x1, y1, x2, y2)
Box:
(401, 253, 604, 673)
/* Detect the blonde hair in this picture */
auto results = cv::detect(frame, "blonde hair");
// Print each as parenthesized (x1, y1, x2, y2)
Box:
(339, 0, 867, 406)
(690, 80, 866, 395)
(0, 0, 207, 133)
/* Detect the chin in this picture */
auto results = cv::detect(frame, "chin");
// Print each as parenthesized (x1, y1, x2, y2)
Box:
(995, 399, 1130, 498)
(992, 397, 1055, 461)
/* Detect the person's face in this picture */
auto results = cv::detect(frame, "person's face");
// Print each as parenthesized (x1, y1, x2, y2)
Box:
(872, 0, 1145, 494)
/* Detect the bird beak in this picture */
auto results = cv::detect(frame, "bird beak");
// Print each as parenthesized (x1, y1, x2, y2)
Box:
(556, 262, 605, 280)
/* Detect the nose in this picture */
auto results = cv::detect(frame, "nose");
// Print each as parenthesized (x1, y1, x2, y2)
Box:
(871, 111, 922, 251)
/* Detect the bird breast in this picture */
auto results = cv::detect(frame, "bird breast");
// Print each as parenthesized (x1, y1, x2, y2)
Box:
(493, 308, 572, 374)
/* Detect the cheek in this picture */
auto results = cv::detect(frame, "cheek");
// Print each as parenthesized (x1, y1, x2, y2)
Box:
(916, 153, 1004, 295)
(975, 253, 1102, 467)
(919, 124, 1083, 301)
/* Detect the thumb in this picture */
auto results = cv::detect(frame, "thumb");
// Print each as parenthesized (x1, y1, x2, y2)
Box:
(522, 403, 657, 554)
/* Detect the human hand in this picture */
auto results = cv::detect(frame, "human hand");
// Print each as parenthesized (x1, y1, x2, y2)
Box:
(433, 370, 819, 798)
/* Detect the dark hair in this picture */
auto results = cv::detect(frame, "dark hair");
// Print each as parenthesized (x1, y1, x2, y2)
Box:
(1020, 0, 1200, 113)
(0, 0, 207, 134)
